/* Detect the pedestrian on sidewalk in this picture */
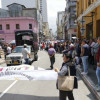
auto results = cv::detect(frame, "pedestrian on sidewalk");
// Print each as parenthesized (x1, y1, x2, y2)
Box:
(48, 45, 56, 69)
(96, 37, 100, 92)
(22, 44, 31, 64)
(55, 53, 77, 100)
(81, 40, 89, 75)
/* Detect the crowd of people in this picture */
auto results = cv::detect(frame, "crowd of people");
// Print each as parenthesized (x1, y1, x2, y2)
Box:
(40, 37, 100, 93)
(40, 41, 66, 53)
(0, 42, 15, 59)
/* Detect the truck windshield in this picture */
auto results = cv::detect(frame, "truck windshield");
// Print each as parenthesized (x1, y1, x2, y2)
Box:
(13, 47, 30, 53)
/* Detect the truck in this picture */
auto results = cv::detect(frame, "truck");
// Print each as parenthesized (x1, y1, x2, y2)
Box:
(6, 30, 39, 66)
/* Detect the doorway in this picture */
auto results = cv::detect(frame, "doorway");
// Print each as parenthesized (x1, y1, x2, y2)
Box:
(96, 20, 100, 37)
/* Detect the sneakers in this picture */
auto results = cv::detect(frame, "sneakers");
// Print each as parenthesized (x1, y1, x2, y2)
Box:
(81, 72, 88, 75)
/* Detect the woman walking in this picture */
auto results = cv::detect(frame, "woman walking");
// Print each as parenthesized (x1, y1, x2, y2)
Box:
(55, 53, 78, 100)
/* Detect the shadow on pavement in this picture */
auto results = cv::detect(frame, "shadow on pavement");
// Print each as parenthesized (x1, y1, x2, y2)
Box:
(0, 93, 59, 100)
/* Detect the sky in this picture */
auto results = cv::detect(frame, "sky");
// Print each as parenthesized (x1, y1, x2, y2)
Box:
(0, 0, 66, 35)
(47, 0, 66, 34)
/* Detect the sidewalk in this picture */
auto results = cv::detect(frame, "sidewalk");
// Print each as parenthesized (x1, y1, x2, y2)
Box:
(77, 64, 100, 100)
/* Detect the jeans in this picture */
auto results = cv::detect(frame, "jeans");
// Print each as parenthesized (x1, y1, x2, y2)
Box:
(96, 63, 100, 86)
(25, 58, 29, 64)
(81, 56, 89, 73)
(59, 91, 74, 100)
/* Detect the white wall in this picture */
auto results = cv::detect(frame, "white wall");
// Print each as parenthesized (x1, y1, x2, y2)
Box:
(1, 0, 37, 9)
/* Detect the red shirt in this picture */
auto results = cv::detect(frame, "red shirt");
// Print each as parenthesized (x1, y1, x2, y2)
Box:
(96, 46, 100, 62)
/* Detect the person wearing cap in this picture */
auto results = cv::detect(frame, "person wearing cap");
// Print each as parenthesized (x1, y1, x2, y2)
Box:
(22, 44, 31, 64)
(48, 45, 56, 69)
(54, 53, 77, 100)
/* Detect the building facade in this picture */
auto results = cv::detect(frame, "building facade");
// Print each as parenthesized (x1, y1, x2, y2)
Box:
(0, 17, 38, 43)
(40, 0, 48, 22)
(57, 11, 65, 40)
(0, 8, 9, 17)
(0, 3, 39, 43)
(77, 0, 100, 39)
(65, 0, 77, 40)
(1, 0, 40, 10)
(40, 0, 50, 41)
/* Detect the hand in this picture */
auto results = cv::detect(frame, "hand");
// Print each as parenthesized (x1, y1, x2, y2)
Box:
(54, 68, 59, 72)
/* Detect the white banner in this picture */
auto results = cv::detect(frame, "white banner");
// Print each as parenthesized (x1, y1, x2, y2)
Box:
(0, 65, 58, 80)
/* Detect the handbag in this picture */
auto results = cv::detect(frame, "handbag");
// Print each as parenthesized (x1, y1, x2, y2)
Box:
(57, 66, 74, 91)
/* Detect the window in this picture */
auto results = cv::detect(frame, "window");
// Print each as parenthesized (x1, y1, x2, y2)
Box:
(16, 24, 20, 29)
(29, 24, 32, 29)
(0, 25, 2, 30)
(6, 24, 10, 30)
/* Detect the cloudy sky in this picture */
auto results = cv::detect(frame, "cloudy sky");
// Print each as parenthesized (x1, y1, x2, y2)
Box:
(47, 0, 66, 34)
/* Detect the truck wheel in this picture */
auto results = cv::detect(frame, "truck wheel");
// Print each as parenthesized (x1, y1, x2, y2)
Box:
(34, 54, 38, 61)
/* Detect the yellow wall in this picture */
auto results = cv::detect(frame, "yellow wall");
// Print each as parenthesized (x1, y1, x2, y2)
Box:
(77, 0, 100, 39)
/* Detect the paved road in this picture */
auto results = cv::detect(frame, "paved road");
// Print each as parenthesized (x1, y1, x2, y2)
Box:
(0, 51, 96, 100)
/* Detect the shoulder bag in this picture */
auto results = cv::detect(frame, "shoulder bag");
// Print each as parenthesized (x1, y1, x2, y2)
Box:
(57, 66, 74, 91)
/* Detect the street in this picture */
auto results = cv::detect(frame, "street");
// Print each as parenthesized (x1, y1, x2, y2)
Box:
(0, 51, 96, 100)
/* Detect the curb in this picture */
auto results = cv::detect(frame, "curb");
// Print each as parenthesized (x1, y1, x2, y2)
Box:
(77, 67, 100, 100)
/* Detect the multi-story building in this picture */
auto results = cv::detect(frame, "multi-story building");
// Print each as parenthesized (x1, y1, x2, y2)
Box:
(65, 0, 77, 40)
(57, 11, 65, 40)
(40, 0, 48, 23)
(0, 3, 39, 43)
(40, 0, 49, 40)
(77, 0, 100, 39)
(0, 17, 38, 43)
(1, 0, 40, 10)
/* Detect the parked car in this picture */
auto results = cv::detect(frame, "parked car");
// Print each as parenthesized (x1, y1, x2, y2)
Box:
(6, 46, 35, 66)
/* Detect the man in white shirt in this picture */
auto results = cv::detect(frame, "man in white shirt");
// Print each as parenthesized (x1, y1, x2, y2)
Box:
(7, 44, 12, 55)
(22, 44, 31, 64)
